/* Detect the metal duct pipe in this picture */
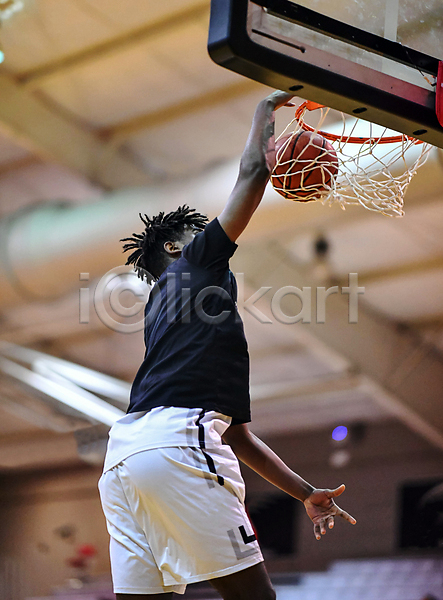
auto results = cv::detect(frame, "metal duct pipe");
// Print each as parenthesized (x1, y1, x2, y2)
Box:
(0, 147, 441, 310)
(0, 159, 247, 308)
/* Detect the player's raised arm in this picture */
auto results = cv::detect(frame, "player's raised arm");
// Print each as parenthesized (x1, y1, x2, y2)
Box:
(218, 91, 294, 242)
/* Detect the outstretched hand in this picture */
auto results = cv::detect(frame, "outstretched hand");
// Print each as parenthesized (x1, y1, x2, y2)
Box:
(303, 484, 356, 540)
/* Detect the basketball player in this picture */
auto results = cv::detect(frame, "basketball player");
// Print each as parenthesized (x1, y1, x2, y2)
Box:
(99, 91, 356, 600)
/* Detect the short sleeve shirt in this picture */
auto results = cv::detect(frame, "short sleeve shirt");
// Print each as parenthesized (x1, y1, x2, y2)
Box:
(127, 218, 251, 424)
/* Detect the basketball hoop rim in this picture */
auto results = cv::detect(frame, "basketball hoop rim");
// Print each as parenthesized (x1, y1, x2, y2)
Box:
(295, 101, 424, 145)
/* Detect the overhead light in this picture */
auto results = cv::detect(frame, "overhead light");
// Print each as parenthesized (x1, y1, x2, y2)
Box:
(312, 233, 333, 282)
(0, 0, 26, 64)
(0, 0, 25, 21)
(332, 425, 348, 442)
(329, 449, 351, 469)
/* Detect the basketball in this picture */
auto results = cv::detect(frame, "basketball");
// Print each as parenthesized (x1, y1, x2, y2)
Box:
(272, 130, 339, 201)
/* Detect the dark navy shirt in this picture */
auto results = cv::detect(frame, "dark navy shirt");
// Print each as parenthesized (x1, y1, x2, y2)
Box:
(128, 218, 251, 424)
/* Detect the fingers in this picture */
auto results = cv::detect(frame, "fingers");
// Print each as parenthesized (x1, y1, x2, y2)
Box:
(313, 511, 355, 540)
(308, 484, 356, 539)
(325, 484, 346, 498)
(338, 508, 357, 525)
(314, 516, 334, 540)
(268, 90, 295, 110)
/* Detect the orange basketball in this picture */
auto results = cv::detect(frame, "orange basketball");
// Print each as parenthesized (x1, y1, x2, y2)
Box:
(272, 130, 339, 201)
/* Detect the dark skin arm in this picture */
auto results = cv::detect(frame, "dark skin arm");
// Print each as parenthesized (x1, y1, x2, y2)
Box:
(218, 91, 294, 242)
(223, 423, 356, 540)
(219, 92, 356, 538)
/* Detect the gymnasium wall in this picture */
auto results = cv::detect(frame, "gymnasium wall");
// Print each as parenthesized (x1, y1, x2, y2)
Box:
(246, 419, 443, 572)
(0, 466, 109, 598)
(0, 419, 441, 598)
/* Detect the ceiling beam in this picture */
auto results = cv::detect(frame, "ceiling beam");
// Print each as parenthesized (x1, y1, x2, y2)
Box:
(100, 79, 262, 142)
(0, 73, 150, 188)
(16, 2, 209, 88)
(0, 381, 88, 433)
(238, 239, 443, 450)
(251, 372, 363, 403)
(0, 355, 125, 427)
(336, 255, 443, 286)
(0, 155, 41, 176)
(0, 343, 130, 405)
(402, 315, 443, 329)
(0, 304, 106, 345)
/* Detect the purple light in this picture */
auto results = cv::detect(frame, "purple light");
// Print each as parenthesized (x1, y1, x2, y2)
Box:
(332, 425, 348, 442)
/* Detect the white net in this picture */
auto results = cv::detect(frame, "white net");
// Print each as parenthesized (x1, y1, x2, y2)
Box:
(271, 102, 432, 217)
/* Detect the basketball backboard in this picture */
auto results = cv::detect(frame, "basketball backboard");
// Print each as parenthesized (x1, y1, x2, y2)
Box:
(208, 0, 443, 148)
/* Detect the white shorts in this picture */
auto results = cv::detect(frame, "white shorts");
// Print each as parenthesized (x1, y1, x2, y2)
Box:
(98, 445, 263, 595)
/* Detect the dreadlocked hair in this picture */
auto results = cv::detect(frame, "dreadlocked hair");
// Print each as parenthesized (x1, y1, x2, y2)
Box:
(121, 205, 208, 282)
